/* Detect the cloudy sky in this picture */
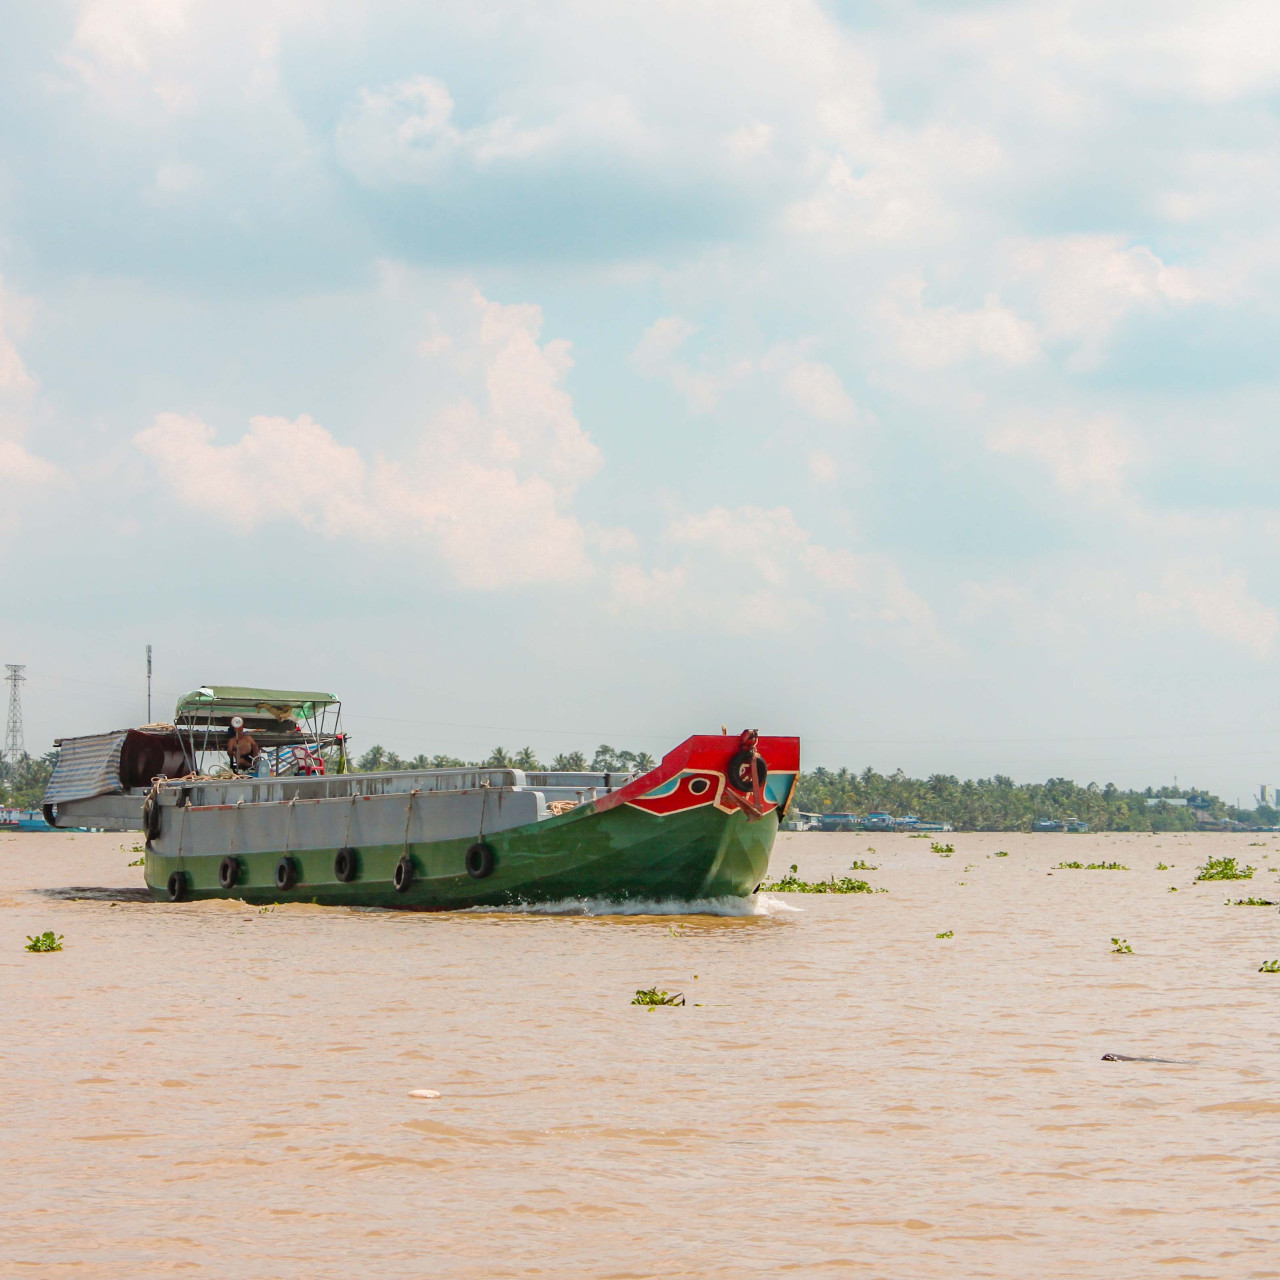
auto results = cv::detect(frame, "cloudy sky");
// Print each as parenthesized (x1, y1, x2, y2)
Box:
(2, 0, 1278, 798)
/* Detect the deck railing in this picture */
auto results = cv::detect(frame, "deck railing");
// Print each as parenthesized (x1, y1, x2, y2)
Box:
(166, 767, 637, 808)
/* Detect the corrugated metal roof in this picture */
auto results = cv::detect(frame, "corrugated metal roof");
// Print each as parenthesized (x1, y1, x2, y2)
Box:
(43, 732, 127, 805)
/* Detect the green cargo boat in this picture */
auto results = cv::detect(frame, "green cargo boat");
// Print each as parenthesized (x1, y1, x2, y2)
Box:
(44, 686, 800, 909)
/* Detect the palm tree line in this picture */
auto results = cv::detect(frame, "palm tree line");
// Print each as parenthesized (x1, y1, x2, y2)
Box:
(352, 743, 658, 774)
(0, 750, 60, 810)
(794, 767, 1261, 832)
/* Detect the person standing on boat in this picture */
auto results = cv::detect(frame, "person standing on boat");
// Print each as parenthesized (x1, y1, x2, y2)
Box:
(227, 716, 260, 773)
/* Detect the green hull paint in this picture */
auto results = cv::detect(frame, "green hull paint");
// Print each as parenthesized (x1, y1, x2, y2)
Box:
(146, 800, 778, 909)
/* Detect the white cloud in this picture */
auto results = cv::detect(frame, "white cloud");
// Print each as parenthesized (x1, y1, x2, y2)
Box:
(336, 73, 655, 187)
(630, 315, 698, 371)
(133, 411, 371, 533)
(785, 122, 1004, 249)
(0, 286, 37, 401)
(1013, 235, 1211, 368)
(135, 287, 603, 588)
(880, 277, 1040, 369)
(628, 315, 750, 414)
(979, 1, 1280, 104)
(808, 449, 837, 485)
(335, 76, 460, 186)
(71, 0, 192, 76)
(785, 361, 856, 422)
(987, 413, 1132, 498)
(609, 504, 936, 641)
(0, 281, 61, 520)
(0, 440, 60, 486)
(1139, 565, 1279, 660)
(63, 0, 321, 110)
(786, 153, 938, 246)
(152, 162, 206, 196)
(725, 122, 775, 160)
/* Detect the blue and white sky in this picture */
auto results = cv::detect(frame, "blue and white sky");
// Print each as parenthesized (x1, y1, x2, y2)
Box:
(2, 0, 1279, 799)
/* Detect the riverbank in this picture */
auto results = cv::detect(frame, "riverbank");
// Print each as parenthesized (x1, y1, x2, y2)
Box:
(3, 829, 1279, 1277)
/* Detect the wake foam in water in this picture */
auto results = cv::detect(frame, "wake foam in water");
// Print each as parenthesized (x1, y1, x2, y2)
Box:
(469, 893, 801, 917)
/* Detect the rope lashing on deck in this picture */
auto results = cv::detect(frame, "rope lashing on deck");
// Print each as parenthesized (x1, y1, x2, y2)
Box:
(403, 789, 419, 855)
(741, 729, 767, 811)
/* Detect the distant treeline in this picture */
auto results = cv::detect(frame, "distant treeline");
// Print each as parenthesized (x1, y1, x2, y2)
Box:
(793, 767, 1270, 832)
(0, 751, 59, 810)
(353, 744, 657, 774)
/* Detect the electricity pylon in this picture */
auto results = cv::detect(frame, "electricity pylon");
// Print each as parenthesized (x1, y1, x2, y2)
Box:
(4, 664, 25, 762)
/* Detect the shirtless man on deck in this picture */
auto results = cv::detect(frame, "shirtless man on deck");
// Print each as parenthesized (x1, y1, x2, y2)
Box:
(226, 717, 260, 773)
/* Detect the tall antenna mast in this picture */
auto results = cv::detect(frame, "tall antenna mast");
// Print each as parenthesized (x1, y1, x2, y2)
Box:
(146, 644, 152, 723)
(4, 664, 26, 762)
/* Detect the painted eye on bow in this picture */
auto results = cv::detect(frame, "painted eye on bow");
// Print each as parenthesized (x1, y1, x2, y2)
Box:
(687, 777, 711, 795)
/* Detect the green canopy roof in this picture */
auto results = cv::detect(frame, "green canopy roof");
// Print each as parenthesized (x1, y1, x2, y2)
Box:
(175, 686, 339, 723)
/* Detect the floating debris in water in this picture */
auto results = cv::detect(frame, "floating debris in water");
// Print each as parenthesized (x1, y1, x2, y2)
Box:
(1102, 1053, 1185, 1063)
(408, 1089, 441, 1099)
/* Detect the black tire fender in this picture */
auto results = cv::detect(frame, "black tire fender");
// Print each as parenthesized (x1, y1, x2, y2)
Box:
(144, 797, 163, 844)
(275, 856, 297, 891)
(465, 841, 495, 880)
(393, 854, 414, 893)
(727, 750, 768, 794)
(167, 870, 187, 902)
(218, 856, 239, 890)
(334, 846, 358, 883)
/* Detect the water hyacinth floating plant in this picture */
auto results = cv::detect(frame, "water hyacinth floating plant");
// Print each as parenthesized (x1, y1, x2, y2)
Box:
(632, 986, 685, 1006)
(1227, 897, 1276, 907)
(1258, 960, 1280, 973)
(1196, 857, 1254, 881)
(25, 931, 63, 952)
(936, 930, 954, 939)
(1110, 937, 1134, 954)
(1057, 861, 1129, 870)
(931, 842, 955, 854)
(765, 865, 880, 893)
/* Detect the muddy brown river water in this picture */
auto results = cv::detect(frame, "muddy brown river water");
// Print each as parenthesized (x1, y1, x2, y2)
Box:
(3, 829, 1280, 1278)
